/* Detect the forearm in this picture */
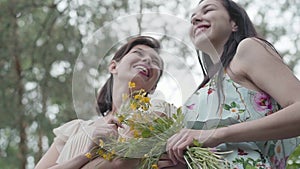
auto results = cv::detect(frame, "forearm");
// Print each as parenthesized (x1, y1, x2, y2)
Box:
(218, 102, 300, 143)
(48, 153, 89, 169)
(82, 156, 140, 169)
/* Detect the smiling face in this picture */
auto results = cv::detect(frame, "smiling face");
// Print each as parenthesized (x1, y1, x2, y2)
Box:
(110, 44, 163, 93)
(189, 0, 237, 52)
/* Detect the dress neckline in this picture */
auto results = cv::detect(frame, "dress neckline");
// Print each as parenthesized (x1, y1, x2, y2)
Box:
(223, 72, 264, 95)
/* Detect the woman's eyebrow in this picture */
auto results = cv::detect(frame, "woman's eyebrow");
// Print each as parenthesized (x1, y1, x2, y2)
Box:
(190, 4, 218, 18)
(136, 47, 143, 51)
(136, 47, 161, 64)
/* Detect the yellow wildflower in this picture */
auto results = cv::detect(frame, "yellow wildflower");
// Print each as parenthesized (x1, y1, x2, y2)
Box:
(85, 152, 92, 159)
(106, 154, 112, 160)
(134, 94, 142, 100)
(133, 130, 140, 138)
(97, 149, 104, 156)
(106, 153, 111, 160)
(130, 102, 137, 110)
(128, 81, 136, 88)
(118, 137, 126, 143)
(139, 89, 146, 95)
(100, 151, 115, 161)
(122, 93, 128, 101)
(142, 105, 148, 111)
(142, 97, 150, 103)
(129, 124, 135, 131)
(149, 126, 154, 131)
(127, 120, 135, 130)
(152, 164, 158, 169)
(99, 139, 104, 148)
(118, 114, 125, 123)
(102, 154, 108, 160)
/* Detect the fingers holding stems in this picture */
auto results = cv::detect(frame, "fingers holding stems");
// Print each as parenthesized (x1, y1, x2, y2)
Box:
(166, 128, 222, 165)
(167, 129, 192, 164)
(90, 115, 124, 147)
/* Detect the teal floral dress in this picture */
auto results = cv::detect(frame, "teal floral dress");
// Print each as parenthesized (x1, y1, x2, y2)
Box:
(183, 73, 299, 169)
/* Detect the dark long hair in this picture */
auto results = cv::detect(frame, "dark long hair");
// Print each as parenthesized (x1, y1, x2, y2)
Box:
(195, 0, 281, 116)
(197, 0, 279, 89)
(96, 36, 162, 116)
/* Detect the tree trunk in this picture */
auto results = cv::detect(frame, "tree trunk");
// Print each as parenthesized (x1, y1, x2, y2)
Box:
(11, 3, 28, 168)
(14, 53, 27, 169)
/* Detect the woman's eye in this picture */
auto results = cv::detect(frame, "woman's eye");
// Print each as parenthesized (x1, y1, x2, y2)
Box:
(133, 50, 143, 56)
(203, 9, 213, 14)
(152, 60, 160, 67)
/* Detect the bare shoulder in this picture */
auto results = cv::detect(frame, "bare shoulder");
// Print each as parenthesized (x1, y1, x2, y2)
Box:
(228, 37, 284, 91)
(233, 37, 282, 70)
(237, 38, 277, 57)
(229, 38, 263, 75)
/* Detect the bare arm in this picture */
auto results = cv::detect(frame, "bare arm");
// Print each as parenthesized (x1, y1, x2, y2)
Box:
(166, 38, 300, 163)
(81, 156, 140, 169)
(35, 116, 123, 169)
(218, 37, 300, 143)
(35, 136, 138, 169)
(34, 141, 90, 169)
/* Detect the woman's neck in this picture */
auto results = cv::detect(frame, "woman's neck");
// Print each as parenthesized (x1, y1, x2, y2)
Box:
(111, 81, 129, 114)
(198, 44, 223, 64)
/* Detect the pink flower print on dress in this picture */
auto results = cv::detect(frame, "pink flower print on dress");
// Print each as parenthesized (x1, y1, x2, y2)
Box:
(186, 103, 195, 110)
(273, 156, 288, 169)
(253, 92, 272, 112)
(207, 88, 215, 95)
(237, 148, 248, 156)
(265, 110, 274, 116)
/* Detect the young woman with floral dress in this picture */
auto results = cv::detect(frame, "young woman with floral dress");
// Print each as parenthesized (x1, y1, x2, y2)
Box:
(162, 0, 300, 168)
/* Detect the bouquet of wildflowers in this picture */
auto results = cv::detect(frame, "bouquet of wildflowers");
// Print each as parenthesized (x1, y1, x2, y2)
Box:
(86, 82, 231, 169)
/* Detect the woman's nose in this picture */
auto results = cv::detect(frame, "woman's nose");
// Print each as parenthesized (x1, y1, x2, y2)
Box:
(191, 13, 203, 25)
(142, 55, 152, 64)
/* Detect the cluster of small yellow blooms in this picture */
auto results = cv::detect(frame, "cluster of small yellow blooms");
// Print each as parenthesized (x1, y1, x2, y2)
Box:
(99, 139, 104, 147)
(131, 92, 150, 111)
(84, 152, 92, 159)
(98, 149, 115, 161)
(118, 82, 154, 139)
(127, 81, 151, 111)
(86, 82, 154, 162)
(85, 81, 229, 169)
(151, 164, 158, 169)
(98, 138, 116, 160)
(118, 137, 126, 143)
(85, 139, 116, 161)
(128, 81, 136, 88)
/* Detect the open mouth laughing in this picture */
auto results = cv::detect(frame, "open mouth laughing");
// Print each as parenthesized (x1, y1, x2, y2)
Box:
(134, 64, 151, 78)
(194, 24, 211, 35)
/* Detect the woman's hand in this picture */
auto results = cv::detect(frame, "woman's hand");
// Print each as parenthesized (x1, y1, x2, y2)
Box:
(166, 128, 222, 164)
(81, 156, 139, 169)
(88, 114, 123, 150)
(157, 153, 186, 169)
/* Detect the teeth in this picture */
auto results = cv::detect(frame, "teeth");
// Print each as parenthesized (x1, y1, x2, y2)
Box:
(196, 26, 208, 34)
(135, 65, 148, 75)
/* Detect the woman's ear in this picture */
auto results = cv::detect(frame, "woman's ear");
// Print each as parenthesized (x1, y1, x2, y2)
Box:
(109, 60, 118, 74)
(231, 21, 238, 32)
